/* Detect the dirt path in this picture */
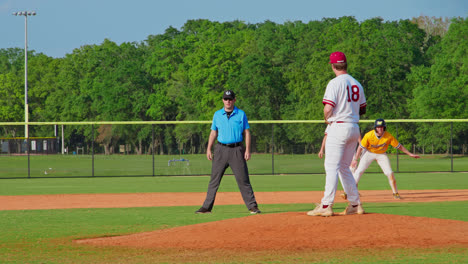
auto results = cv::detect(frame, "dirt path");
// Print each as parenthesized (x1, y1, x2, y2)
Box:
(1, 189, 467, 211)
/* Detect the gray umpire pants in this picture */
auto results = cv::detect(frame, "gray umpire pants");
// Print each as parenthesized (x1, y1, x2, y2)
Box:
(202, 143, 258, 211)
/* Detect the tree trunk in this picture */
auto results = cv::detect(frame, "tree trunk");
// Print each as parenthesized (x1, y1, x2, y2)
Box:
(138, 140, 142, 155)
(104, 144, 110, 155)
(159, 134, 164, 155)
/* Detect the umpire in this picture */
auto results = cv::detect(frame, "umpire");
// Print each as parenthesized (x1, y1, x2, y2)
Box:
(195, 90, 261, 214)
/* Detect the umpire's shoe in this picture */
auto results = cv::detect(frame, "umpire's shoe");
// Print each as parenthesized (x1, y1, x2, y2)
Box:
(249, 206, 261, 214)
(195, 207, 211, 214)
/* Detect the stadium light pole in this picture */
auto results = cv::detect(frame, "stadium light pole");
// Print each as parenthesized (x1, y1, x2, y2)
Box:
(13, 11, 36, 139)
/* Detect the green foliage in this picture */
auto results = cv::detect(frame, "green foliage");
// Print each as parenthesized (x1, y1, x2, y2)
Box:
(0, 48, 27, 137)
(408, 17, 468, 151)
(0, 16, 466, 155)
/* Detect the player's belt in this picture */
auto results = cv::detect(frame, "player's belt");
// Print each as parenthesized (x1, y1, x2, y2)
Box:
(331, 121, 358, 124)
(218, 142, 242, 147)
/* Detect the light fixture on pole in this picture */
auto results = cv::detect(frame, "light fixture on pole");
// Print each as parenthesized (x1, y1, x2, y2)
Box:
(13, 11, 36, 139)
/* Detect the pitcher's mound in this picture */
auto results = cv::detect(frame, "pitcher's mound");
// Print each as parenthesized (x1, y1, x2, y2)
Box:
(77, 212, 468, 250)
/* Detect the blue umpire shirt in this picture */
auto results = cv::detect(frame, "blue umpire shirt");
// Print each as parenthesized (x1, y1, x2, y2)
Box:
(211, 106, 250, 144)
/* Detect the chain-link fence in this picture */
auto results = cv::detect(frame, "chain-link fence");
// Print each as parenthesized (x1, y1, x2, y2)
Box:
(1, 120, 467, 178)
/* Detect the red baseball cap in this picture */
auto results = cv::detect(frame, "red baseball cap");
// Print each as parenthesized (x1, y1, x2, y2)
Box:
(329, 51, 347, 64)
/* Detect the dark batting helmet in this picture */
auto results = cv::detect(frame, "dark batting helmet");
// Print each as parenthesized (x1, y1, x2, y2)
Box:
(374, 118, 386, 130)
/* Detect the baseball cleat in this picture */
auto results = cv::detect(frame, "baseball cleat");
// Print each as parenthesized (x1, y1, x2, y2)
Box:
(393, 193, 401, 199)
(307, 204, 333, 217)
(340, 204, 365, 215)
(340, 192, 348, 200)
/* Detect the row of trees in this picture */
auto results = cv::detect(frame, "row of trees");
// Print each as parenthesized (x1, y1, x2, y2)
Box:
(0, 16, 466, 154)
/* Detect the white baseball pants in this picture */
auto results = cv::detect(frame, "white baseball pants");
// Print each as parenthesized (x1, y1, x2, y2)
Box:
(354, 151, 393, 183)
(322, 123, 361, 206)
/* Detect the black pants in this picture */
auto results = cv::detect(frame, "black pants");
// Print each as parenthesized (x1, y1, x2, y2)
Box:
(202, 143, 258, 210)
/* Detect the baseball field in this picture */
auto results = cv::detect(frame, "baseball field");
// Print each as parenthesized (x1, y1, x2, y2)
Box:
(0, 172, 467, 263)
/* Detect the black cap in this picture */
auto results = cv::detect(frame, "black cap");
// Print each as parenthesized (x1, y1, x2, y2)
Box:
(223, 90, 236, 100)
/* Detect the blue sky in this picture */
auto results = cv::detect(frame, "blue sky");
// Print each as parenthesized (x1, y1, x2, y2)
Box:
(1, 0, 467, 58)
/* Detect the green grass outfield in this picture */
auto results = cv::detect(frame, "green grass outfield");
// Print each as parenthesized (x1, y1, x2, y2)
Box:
(1, 153, 468, 178)
(0, 174, 467, 263)
(0, 171, 467, 195)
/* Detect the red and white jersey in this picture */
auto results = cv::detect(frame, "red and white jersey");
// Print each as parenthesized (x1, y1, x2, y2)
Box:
(322, 74, 366, 123)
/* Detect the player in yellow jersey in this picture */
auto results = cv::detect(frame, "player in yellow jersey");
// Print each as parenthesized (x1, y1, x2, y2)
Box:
(350, 119, 420, 199)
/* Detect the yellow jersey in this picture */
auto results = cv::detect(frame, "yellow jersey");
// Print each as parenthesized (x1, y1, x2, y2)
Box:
(360, 130, 401, 154)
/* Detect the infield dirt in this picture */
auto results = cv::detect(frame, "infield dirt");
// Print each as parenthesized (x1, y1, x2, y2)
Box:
(1, 189, 467, 210)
